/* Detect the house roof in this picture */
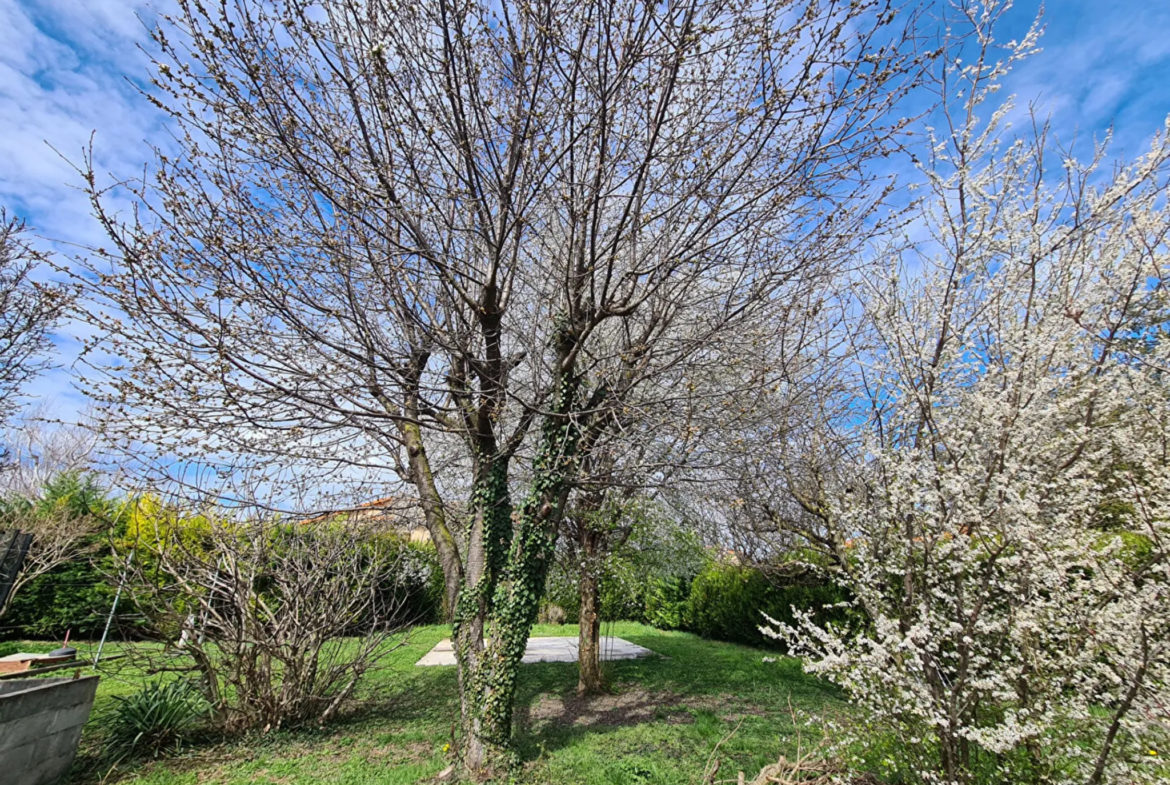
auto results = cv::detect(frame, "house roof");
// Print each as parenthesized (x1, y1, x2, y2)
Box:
(296, 496, 427, 528)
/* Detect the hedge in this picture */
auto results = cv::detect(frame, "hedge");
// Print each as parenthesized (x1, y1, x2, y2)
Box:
(1, 530, 445, 642)
(684, 561, 852, 648)
(1, 544, 115, 640)
(541, 556, 853, 650)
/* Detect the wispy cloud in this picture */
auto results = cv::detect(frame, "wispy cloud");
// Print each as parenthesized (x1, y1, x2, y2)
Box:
(0, 0, 159, 243)
(999, 0, 1170, 156)
(0, 0, 162, 420)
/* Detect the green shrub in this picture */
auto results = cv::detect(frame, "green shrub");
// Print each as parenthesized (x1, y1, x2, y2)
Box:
(541, 563, 583, 624)
(540, 551, 850, 651)
(599, 555, 655, 623)
(644, 576, 691, 630)
(543, 557, 690, 627)
(685, 561, 851, 649)
(309, 533, 443, 632)
(396, 541, 446, 625)
(103, 679, 208, 762)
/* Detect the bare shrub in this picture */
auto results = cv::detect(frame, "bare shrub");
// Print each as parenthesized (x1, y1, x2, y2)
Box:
(0, 511, 97, 618)
(122, 511, 414, 731)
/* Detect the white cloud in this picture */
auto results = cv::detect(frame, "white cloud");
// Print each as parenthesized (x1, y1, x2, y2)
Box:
(0, 0, 160, 243)
(0, 0, 162, 424)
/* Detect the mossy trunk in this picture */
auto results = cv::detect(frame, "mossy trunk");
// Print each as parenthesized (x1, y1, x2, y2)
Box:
(399, 419, 462, 622)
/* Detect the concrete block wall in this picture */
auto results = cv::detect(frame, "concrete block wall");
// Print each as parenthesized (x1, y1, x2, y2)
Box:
(0, 676, 99, 785)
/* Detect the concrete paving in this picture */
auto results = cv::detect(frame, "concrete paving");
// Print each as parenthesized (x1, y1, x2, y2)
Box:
(415, 636, 656, 667)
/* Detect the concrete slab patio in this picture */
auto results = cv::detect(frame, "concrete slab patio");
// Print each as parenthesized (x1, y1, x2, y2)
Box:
(415, 636, 656, 667)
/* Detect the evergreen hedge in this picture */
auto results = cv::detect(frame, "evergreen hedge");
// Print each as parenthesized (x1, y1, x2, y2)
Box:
(684, 561, 852, 648)
(543, 554, 853, 650)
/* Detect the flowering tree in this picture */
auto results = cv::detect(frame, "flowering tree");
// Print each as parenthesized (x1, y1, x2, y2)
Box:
(75, 0, 923, 774)
(768, 5, 1170, 783)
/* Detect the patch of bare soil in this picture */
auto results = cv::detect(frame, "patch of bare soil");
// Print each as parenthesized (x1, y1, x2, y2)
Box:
(521, 687, 692, 730)
(520, 685, 781, 733)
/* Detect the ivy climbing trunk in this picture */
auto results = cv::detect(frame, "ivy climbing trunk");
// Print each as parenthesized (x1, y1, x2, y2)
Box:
(456, 367, 583, 777)
(451, 453, 514, 775)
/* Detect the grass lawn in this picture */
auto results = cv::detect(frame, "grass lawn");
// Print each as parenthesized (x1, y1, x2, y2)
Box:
(18, 623, 847, 784)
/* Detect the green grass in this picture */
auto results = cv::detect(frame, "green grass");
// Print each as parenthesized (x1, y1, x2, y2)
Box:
(33, 623, 846, 784)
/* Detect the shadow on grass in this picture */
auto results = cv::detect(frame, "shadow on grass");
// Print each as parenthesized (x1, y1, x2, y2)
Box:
(507, 628, 846, 766)
(66, 631, 460, 784)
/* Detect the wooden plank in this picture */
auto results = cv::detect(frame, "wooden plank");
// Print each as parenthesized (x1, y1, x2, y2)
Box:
(0, 655, 124, 681)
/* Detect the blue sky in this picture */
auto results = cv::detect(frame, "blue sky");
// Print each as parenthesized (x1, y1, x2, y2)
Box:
(994, 0, 1170, 158)
(1, 0, 1169, 424)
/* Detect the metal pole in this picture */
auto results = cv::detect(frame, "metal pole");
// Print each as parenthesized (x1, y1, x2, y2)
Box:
(95, 548, 134, 665)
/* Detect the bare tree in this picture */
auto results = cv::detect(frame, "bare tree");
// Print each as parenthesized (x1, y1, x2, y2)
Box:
(695, 310, 863, 566)
(75, 0, 924, 773)
(0, 405, 100, 498)
(0, 212, 69, 450)
(559, 416, 706, 694)
(0, 515, 96, 620)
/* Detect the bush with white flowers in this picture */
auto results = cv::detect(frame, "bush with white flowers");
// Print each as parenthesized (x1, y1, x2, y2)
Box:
(768, 5, 1170, 783)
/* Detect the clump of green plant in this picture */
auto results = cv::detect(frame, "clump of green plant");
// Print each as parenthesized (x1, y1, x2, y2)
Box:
(103, 679, 208, 762)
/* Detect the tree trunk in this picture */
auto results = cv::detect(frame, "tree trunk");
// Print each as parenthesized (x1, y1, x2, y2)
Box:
(458, 366, 583, 778)
(455, 627, 513, 778)
(456, 504, 561, 777)
(453, 455, 514, 776)
(577, 529, 604, 694)
(458, 486, 568, 777)
(399, 418, 462, 621)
